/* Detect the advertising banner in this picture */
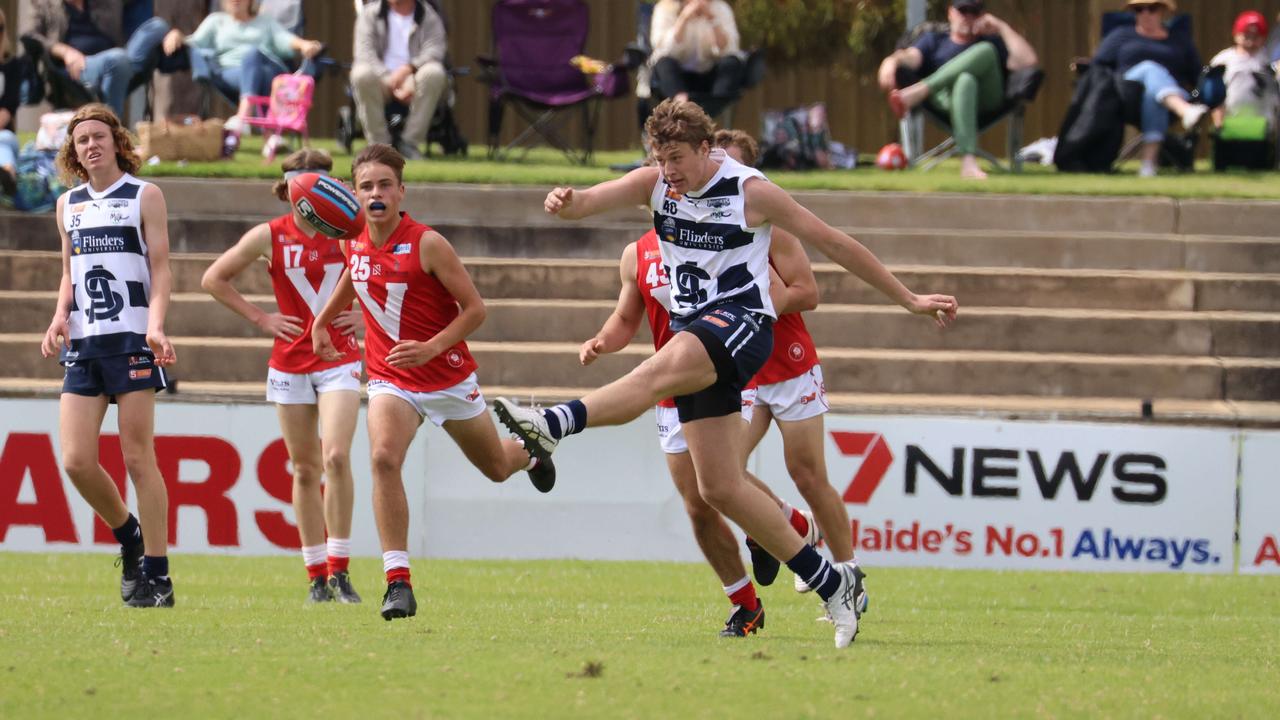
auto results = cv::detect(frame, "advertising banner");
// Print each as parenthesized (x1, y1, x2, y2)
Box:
(750, 416, 1239, 574)
(1239, 432, 1280, 575)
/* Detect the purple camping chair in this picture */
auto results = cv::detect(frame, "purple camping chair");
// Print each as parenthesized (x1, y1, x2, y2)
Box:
(478, 0, 618, 164)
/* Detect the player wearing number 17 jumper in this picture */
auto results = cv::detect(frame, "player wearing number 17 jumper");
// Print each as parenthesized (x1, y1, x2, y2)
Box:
(202, 149, 366, 605)
(311, 143, 555, 622)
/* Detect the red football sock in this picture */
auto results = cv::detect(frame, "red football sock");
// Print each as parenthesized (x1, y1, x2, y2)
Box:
(727, 581, 760, 612)
(306, 562, 327, 581)
(386, 567, 411, 587)
(328, 555, 349, 575)
(788, 507, 810, 538)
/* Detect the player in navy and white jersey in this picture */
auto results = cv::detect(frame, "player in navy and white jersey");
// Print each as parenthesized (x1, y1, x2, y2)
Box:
(39, 104, 177, 608)
(496, 99, 957, 648)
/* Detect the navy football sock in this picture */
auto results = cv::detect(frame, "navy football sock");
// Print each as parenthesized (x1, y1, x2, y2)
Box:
(112, 514, 142, 548)
(784, 545, 841, 601)
(541, 400, 587, 440)
(142, 556, 169, 581)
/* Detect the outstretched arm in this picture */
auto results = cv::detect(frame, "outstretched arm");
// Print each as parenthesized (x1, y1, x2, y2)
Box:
(748, 179, 957, 327)
(545, 167, 660, 221)
(581, 243, 646, 365)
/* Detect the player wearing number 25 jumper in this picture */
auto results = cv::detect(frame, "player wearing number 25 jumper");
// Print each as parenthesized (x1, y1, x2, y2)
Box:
(310, 143, 555, 623)
(40, 104, 177, 608)
(201, 149, 366, 605)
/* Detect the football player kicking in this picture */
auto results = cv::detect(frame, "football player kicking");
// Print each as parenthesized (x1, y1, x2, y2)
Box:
(497, 100, 955, 647)
(312, 144, 554, 621)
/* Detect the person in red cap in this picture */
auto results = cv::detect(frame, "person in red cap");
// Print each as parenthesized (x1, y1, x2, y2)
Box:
(1209, 10, 1277, 129)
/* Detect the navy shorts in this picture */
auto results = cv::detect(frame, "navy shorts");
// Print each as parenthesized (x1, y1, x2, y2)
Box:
(63, 353, 167, 401)
(674, 303, 773, 423)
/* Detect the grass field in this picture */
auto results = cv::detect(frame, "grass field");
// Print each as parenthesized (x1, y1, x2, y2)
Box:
(1, 553, 1276, 719)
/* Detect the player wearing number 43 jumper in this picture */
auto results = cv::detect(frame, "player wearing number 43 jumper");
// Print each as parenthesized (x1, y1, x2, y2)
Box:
(40, 104, 176, 608)
(311, 143, 555, 622)
(496, 99, 957, 648)
(202, 149, 366, 605)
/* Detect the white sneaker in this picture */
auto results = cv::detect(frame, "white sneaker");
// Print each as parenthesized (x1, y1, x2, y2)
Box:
(1181, 104, 1208, 132)
(823, 561, 867, 648)
(493, 397, 558, 460)
(793, 510, 821, 593)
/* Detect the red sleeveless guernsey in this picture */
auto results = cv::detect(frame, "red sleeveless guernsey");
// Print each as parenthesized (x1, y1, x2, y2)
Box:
(347, 213, 477, 392)
(635, 231, 677, 408)
(754, 257, 820, 385)
(267, 214, 360, 373)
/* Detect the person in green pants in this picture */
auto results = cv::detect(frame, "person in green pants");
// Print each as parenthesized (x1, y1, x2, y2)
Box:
(877, 0, 1038, 179)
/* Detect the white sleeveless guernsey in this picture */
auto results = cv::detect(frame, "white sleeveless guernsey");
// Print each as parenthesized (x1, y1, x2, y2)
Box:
(648, 154, 776, 329)
(61, 173, 155, 363)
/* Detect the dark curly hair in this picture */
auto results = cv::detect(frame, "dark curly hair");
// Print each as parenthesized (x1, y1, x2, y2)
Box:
(56, 103, 141, 186)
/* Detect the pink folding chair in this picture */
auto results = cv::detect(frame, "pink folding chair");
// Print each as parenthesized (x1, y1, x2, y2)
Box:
(243, 73, 315, 162)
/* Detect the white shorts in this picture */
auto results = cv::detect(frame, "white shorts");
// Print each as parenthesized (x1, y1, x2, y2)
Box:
(655, 387, 757, 455)
(367, 373, 487, 427)
(754, 365, 828, 422)
(266, 361, 363, 404)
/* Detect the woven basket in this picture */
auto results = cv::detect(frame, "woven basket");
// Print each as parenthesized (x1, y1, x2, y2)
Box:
(137, 117, 225, 162)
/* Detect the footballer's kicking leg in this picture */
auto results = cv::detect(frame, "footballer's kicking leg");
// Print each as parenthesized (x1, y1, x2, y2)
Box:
(495, 332, 717, 458)
(367, 394, 421, 621)
(318, 389, 362, 603)
(60, 392, 143, 602)
(666, 450, 764, 637)
(116, 390, 174, 608)
(277, 403, 332, 603)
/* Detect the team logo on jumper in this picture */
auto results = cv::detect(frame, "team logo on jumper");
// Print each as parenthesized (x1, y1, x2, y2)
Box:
(710, 211, 733, 220)
(309, 250, 319, 262)
(789, 343, 805, 362)
(446, 350, 465, 368)
(661, 217, 677, 244)
(705, 198, 731, 209)
(107, 199, 129, 209)
(673, 263, 710, 308)
(393, 243, 412, 255)
(83, 266, 124, 323)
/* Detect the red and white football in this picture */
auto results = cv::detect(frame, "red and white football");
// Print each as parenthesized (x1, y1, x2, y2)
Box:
(288, 173, 366, 240)
(876, 143, 908, 171)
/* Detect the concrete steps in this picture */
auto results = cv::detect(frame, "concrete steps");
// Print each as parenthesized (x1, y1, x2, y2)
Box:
(3, 184, 1278, 424)
(6, 291, 1277, 359)
(7, 252, 1279, 312)
(5, 333, 1276, 403)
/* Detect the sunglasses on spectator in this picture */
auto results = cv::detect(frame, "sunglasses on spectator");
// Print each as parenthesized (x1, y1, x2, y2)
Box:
(1131, 4, 1162, 14)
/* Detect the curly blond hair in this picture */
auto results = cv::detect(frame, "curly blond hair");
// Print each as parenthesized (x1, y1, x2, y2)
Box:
(56, 104, 141, 186)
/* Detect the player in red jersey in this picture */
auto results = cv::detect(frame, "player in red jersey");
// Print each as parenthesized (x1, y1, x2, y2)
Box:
(202, 150, 366, 604)
(713, 131, 862, 600)
(311, 143, 553, 622)
(580, 226, 776, 637)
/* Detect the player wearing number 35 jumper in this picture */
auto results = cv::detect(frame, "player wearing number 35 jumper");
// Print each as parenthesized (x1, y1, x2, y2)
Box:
(40, 104, 176, 608)
(496, 99, 959, 648)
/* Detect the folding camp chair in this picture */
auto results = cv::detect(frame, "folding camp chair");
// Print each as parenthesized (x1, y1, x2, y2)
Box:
(894, 22, 1044, 173)
(242, 73, 314, 162)
(1071, 12, 1222, 172)
(477, 0, 623, 164)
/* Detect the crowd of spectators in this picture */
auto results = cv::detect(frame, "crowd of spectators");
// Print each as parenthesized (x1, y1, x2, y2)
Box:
(4, 0, 1280, 191)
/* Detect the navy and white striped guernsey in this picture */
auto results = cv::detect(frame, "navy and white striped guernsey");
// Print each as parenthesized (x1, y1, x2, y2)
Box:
(648, 154, 776, 329)
(60, 173, 155, 364)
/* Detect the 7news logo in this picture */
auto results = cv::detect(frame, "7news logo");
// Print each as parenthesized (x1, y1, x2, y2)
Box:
(831, 431, 1168, 505)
